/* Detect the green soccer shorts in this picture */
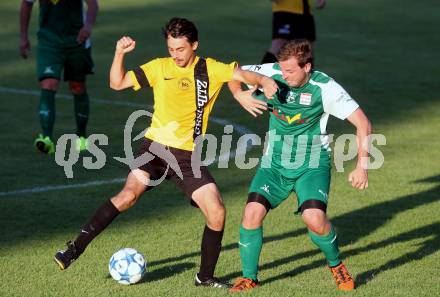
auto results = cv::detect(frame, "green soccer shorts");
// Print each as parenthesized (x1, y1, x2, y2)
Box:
(37, 40, 94, 82)
(248, 165, 331, 212)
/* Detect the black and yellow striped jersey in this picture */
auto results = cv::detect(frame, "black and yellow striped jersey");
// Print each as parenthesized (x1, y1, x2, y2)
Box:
(128, 56, 236, 151)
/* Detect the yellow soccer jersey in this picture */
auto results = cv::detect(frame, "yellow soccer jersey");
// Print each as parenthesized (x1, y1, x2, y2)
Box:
(272, 0, 313, 15)
(128, 56, 236, 151)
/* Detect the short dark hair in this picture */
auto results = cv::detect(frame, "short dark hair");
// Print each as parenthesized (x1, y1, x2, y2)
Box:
(276, 39, 313, 68)
(162, 17, 198, 43)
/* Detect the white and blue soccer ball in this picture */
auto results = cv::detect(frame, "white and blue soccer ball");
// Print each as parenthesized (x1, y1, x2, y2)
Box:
(108, 248, 147, 285)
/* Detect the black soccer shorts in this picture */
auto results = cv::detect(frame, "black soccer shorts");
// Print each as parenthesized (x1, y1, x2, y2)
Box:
(134, 138, 216, 207)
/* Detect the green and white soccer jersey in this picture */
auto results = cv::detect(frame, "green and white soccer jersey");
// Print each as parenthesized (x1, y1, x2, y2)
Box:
(244, 63, 359, 210)
(26, 0, 90, 47)
(26, 0, 94, 81)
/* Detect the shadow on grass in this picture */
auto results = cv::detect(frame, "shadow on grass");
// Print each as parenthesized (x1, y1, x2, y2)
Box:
(230, 175, 440, 284)
(141, 262, 196, 284)
(354, 222, 440, 288)
(1, 0, 439, 252)
(148, 175, 440, 286)
(103, 262, 195, 284)
(0, 0, 439, 290)
(261, 222, 440, 286)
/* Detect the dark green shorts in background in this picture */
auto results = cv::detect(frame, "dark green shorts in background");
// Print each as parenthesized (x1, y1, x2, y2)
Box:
(37, 40, 94, 82)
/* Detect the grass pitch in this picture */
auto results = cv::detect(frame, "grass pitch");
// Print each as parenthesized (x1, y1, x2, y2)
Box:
(0, 0, 439, 296)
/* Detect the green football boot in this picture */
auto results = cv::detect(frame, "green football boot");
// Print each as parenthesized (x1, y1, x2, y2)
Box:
(76, 136, 88, 152)
(34, 134, 55, 155)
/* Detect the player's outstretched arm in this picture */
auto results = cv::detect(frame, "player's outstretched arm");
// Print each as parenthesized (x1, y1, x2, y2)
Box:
(109, 36, 136, 90)
(77, 0, 99, 44)
(227, 80, 267, 117)
(232, 67, 278, 99)
(19, 0, 33, 59)
(346, 108, 372, 190)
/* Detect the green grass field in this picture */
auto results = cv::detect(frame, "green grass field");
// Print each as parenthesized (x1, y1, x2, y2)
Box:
(1, 0, 440, 296)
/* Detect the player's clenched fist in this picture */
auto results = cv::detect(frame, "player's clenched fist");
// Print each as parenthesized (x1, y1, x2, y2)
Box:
(116, 36, 136, 54)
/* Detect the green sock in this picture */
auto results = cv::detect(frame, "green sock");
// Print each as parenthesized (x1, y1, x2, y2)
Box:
(73, 91, 89, 137)
(39, 89, 56, 139)
(308, 225, 341, 267)
(239, 225, 263, 281)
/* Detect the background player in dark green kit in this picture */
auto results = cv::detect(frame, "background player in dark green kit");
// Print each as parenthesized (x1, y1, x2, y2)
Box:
(19, 0, 99, 154)
(228, 39, 372, 292)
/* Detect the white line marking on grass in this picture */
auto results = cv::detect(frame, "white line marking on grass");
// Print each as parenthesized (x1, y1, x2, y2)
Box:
(0, 86, 257, 197)
(0, 86, 254, 134)
(0, 178, 125, 197)
(0, 86, 146, 109)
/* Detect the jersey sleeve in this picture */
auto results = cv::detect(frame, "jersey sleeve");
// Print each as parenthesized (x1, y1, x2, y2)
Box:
(242, 63, 277, 76)
(241, 63, 281, 89)
(243, 63, 284, 104)
(321, 79, 359, 120)
(207, 58, 237, 83)
(127, 59, 160, 91)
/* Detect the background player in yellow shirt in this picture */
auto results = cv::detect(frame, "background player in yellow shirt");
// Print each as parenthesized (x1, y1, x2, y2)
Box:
(54, 17, 277, 289)
(262, 0, 326, 64)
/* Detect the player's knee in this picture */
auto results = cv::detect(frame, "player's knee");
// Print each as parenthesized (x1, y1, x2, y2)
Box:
(307, 222, 330, 236)
(69, 81, 86, 95)
(206, 204, 226, 230)
(40, 78, 59, 91)
(112, 188, 139, 211)
(242, 203, 266, 228)
(242, 193, 269, 228)
(302, 208, 330, 235)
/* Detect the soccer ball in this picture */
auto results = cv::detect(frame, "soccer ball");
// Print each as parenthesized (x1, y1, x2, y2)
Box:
(108, 248, 147, 285)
